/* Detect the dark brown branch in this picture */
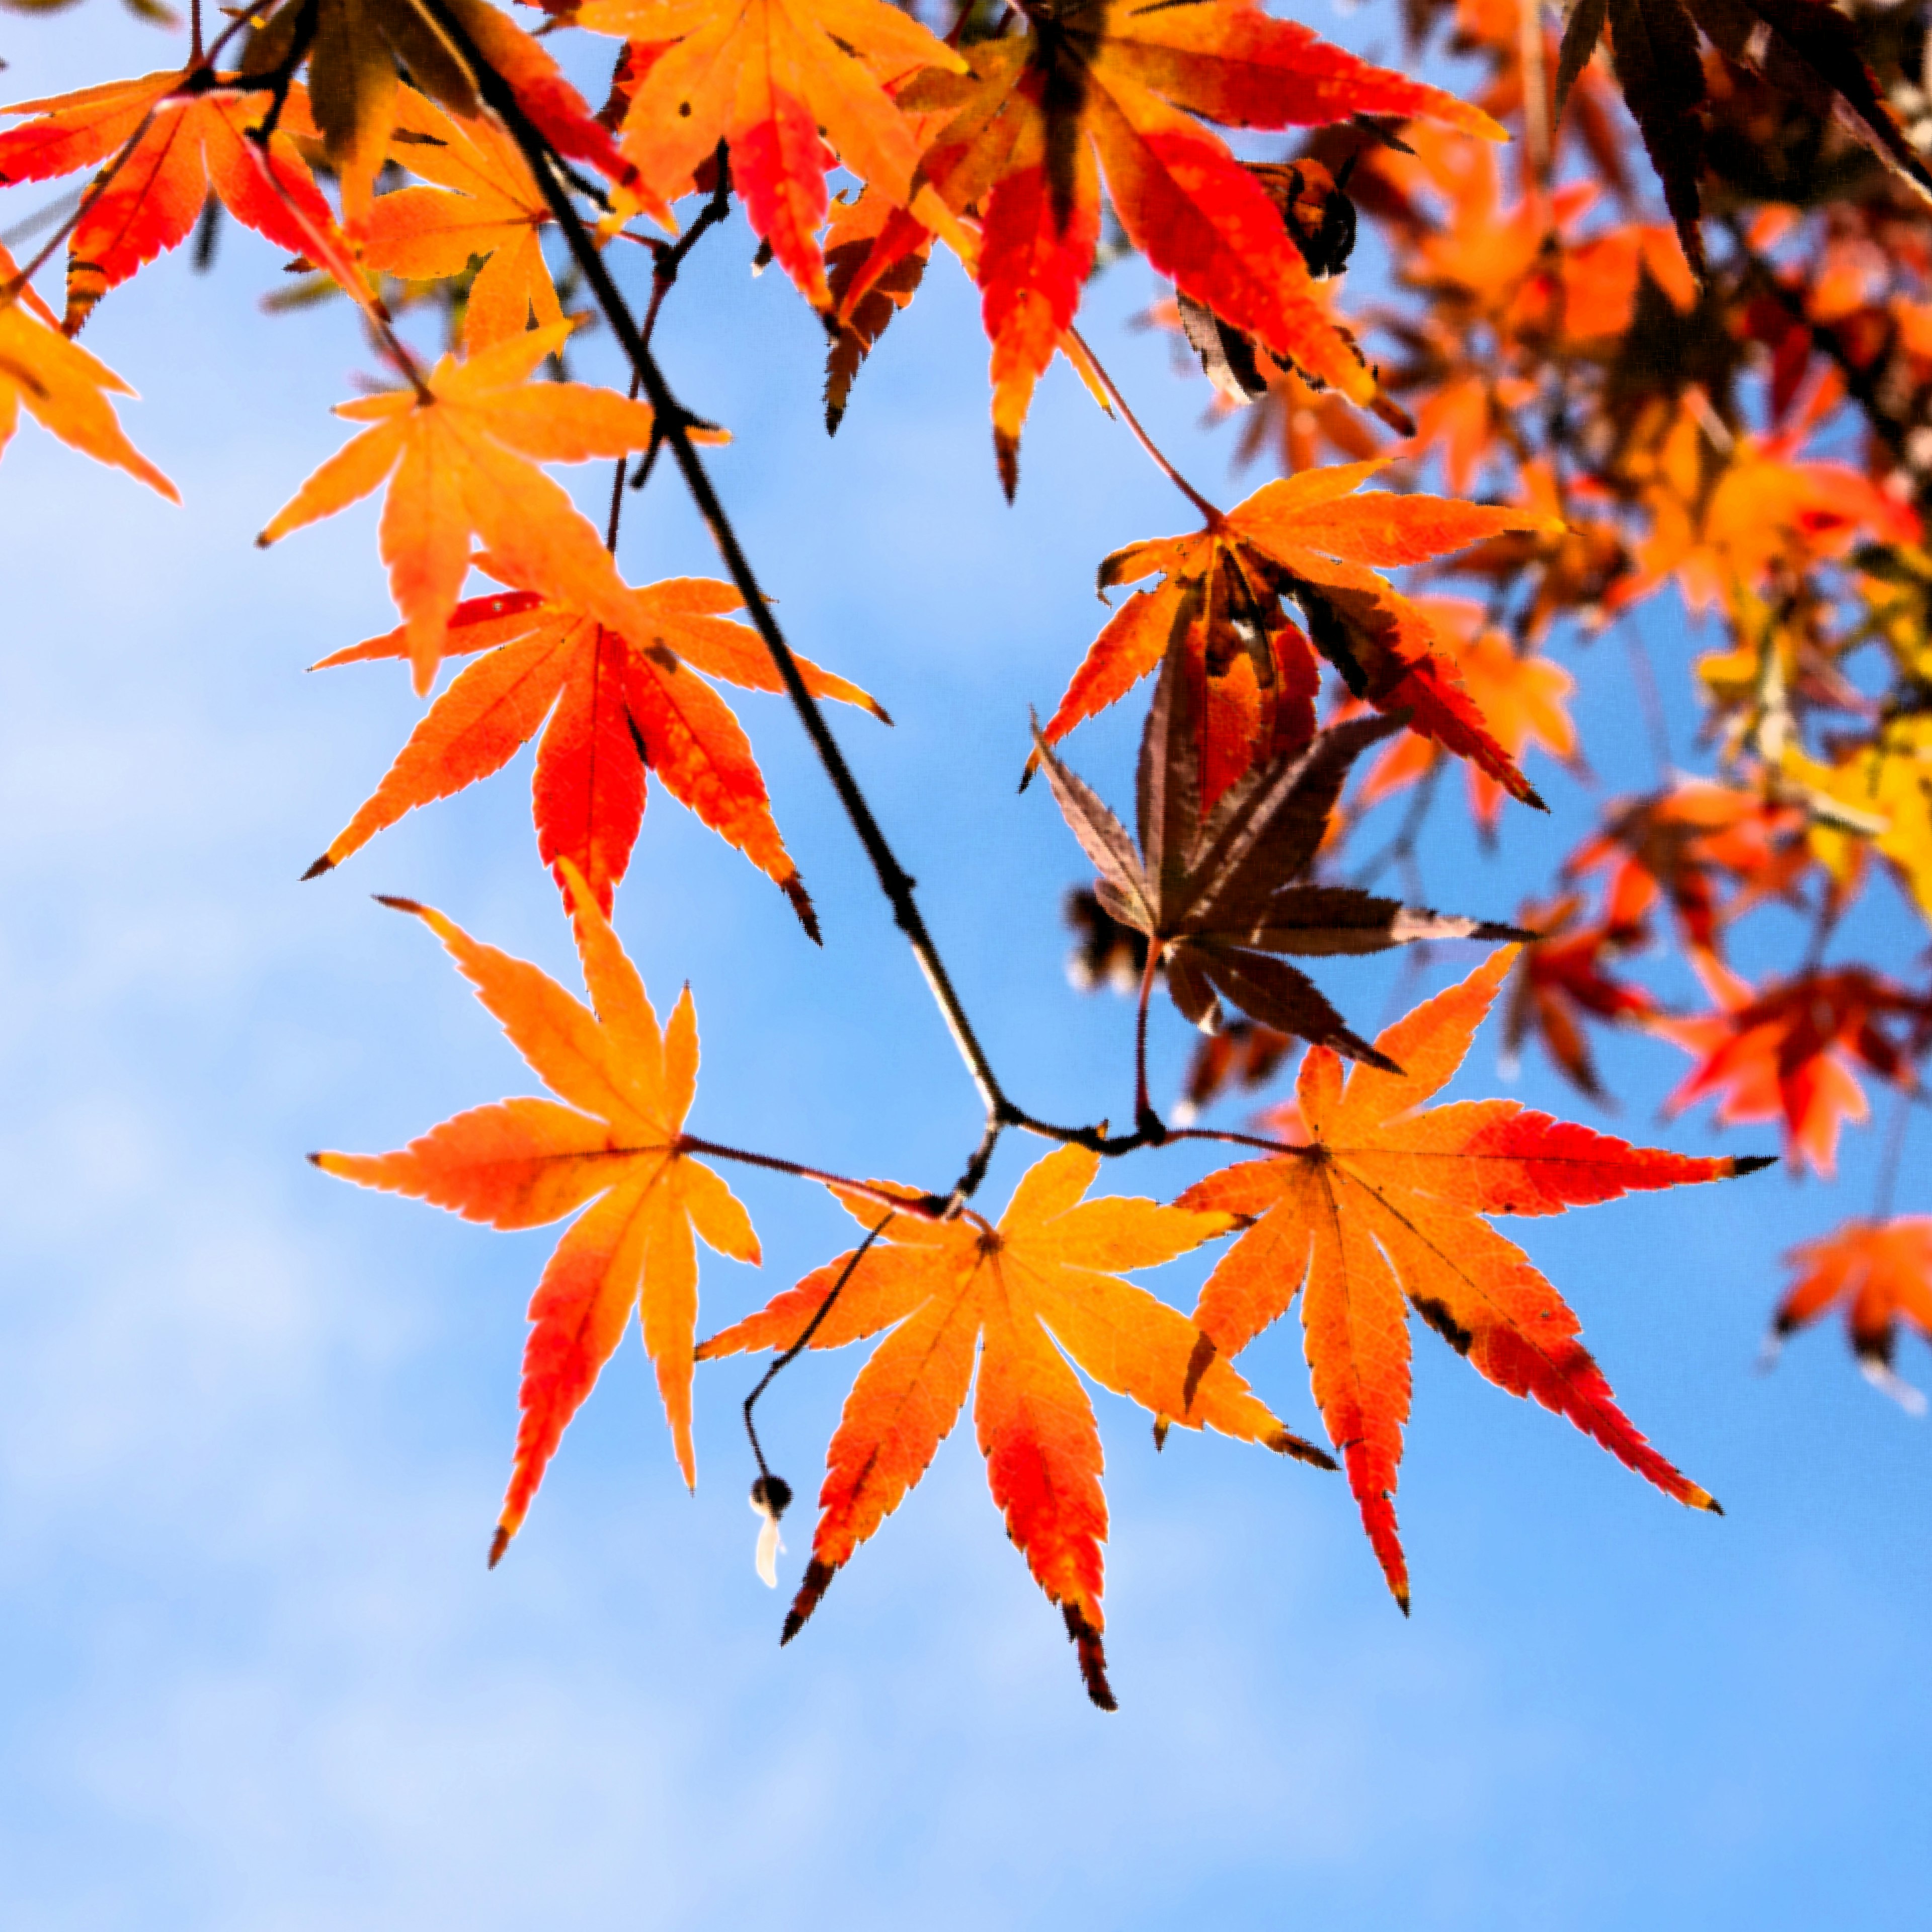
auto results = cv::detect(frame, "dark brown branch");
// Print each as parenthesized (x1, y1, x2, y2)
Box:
(413, 0, 1023, 1136)
(678, 1134, 946, 1220)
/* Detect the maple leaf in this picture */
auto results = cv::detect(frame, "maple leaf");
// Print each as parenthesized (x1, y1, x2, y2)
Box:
(1176, 947, 1768, 1608)
(1567, 779, 1812, 957)
(1500, 893, 1659, 1103)
(822, 182, 933, 435)
(1032, 639, 1527, 1065)
(360, 85, 561, 355)
(1036, 459, 1558, 807)
(0, 246, 176, 496)
(1632, 435, 1919, 618)
(0, 68, 349, 335)
(313, 863, 760, 1554)
(697, 1145, 1332, 1708)
(1769, 1216, 1932, 1413)
(1176, 1018, 1294, 1122)
(245, 0, 635, 221)
(306, 560, 884, 927)
(256, 320, 717, 694)
(1172, 157, 1415, 444)
(1653, 958, 1930, 1178)
(1351, 598, 1578, 835)
(898, 1, 1498, 490)
(1557, 0, 1932, 278)
(574, 0, 968, 309)
(1780, 716, 1932, 930)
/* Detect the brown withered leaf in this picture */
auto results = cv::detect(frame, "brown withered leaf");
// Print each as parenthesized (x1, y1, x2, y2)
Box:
(1030, 638, 1527, 1064)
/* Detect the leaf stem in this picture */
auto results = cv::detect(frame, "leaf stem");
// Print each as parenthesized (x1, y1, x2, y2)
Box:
(1873, 1084, 1911, 1222)
(1168, 1125, 1313, 1159)
(742, 1212, 897, 1487)
(1134, 945, 1163, 1139)
(677, 1134, 945, 1220)
(1066, 323, 1223, 524)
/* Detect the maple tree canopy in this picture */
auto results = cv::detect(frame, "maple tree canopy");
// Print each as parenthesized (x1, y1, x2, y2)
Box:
(4, 0, 1926, 1707)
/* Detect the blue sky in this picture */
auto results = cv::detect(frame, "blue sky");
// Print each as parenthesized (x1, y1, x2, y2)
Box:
(1, 9, 1927, 1929)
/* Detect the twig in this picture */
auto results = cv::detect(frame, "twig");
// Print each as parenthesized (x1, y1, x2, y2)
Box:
(602, 367, 643, 550)
(678, 1134, 945, 1220)
(1622, 626, 1672, 783)
(1067, 322, 1224, 524)
(1873, 1084, 1911, 1222)
(1351, 757, 1440, 890)
(742, 1212, 898, 1486)
(1134, 945, 1164, 1139)
(1169, 1125, 1314, 1159)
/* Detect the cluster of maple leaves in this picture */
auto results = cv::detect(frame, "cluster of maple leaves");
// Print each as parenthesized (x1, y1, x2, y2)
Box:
(1, 0, 1924, 1703)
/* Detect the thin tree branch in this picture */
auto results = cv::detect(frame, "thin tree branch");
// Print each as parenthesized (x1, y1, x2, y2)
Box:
(1067, 322, 1224, 524)
(1873, 1084, 1911, 1222)
(1134, 945, 1164, 1139)
(413, 0, 1025, 1142)
(742, 1211, 898, 1487)
(1168, 1125, 1314, 1159)
(677, 1134, 946, 1220)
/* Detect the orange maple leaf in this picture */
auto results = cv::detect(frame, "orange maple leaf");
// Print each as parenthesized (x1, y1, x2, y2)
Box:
(897, 1, 1499, 489)
(575, 0, 968, 308)
(0, 246, 176, 497)
(0, 68, 346, 334)
(1176, 947, 1767, 1609)
(1770, 1216, 1932, 1413)
(1037, 459, 1557, 807)
(257, 321, 718, 695)
(313, 863, 760, 1555)
(697, 1145, 1333, 1708)
(1654, 958, 1929, 1178)
(1500, 894, 1658, 1103)
(360, 86, 563, 355)
(1352, 597, 1578, 833)
(1566, 780, 1812, 957)
(244, 0, 638, 222)
(306, 562, 884, 925)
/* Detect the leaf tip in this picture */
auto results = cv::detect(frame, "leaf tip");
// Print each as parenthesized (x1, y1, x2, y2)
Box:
(1268, 1428, 1339, 1471)
(1152, 1415, 1170, 1452)
(1730, 1155, 1778, 1178)
(301, 854, 335, 881)
(373, 893, 425, 915)
(1063, 1604, 1115, 1710)
(995, 430, 1018, 504)
(487, 1525, 510, 1568)
(1182, 1329, 1217, 1413)
(781, 1557, 834, 1644)
(781, 873, 822, 945)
